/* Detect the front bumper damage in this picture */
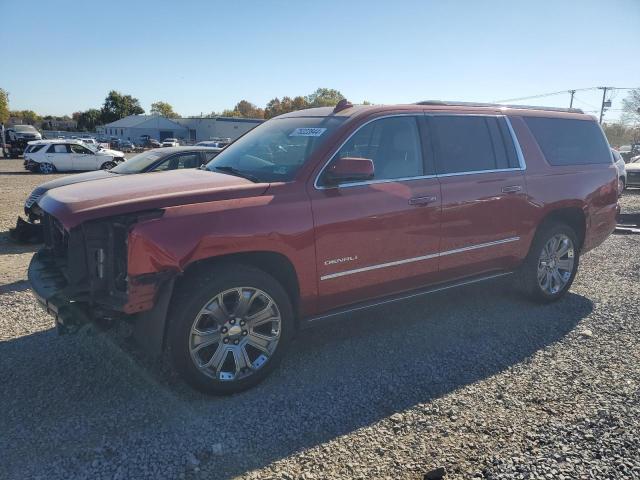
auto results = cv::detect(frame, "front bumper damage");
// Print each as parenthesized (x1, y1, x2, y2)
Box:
(28, 211, 176, 355)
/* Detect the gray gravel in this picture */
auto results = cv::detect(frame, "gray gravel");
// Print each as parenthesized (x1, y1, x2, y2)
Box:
(1, 161, 639, 479)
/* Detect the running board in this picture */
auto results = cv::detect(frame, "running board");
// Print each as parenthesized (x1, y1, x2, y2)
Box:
(615, 213, 640, 235)
(300, 271, 514, 328)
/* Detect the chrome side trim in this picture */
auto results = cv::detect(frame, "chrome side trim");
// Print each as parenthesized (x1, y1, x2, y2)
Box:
(437, 167, 522, 178)
(320, 236, 520, 280)
(307, 271, 514, 323)
(504, 116, 527, 170)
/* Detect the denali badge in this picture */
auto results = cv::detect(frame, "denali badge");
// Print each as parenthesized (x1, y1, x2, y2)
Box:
(324, 256, 358, 266)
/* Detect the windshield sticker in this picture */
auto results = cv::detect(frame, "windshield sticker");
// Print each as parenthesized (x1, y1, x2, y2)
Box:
(289, 127, 327, 137)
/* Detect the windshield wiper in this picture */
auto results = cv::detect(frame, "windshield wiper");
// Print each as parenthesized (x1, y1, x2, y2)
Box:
(212, 166, 260, 183)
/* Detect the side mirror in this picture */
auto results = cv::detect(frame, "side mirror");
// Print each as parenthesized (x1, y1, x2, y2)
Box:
(323, 157, 374, 186)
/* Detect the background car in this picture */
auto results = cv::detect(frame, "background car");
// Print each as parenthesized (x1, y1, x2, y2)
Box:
(162, 138, 180, 147)
(625, 155, 640, 189)
(118, 140, 135, 152)
(612, 148, 627, 194)
(23, 140, 125, 174)
(15, 146, 223, 240)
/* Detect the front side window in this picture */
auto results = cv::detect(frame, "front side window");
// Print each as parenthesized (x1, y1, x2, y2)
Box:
(112, 151, 163, 174)
(329, 116, 423, 182)
(431, 116, 504, 174)
(155, 152, 201, 171)
(206, 116, 346, 182)
(523, 117, 611, 166)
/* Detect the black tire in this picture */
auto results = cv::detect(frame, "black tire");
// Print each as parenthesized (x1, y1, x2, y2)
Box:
(100, 161, 116, 170)
(517, 222, 580, 303)
(168, 264, 294, 395)
(38, 162, 56, 174)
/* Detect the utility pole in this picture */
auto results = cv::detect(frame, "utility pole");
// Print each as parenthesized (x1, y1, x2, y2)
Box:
(569, 90, 576, 108)
(598, 87, 609, 124)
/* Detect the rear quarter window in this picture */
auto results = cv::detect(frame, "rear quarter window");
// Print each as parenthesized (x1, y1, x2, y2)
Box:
(523, 117, 611, 166)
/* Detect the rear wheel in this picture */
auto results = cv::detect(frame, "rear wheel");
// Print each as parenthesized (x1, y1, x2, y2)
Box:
(38, 162, 56, 174)
(100, 161, 116, 170)
(518, 222, 579, 303)
(168, 265, 294, 394)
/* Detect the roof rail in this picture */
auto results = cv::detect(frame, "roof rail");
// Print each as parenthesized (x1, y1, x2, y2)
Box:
(415, 100, 584, 114)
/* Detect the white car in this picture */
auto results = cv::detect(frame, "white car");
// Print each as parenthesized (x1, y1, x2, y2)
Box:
(79, 138, 98, 146)
(162, 138, 180, 147)
(23, 140, 125, 174)
(625, 155, 640, 189)
(612, 148, 627, 194)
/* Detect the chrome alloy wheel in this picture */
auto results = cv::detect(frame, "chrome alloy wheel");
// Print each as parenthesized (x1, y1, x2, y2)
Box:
(189, 287, 281, 382)
(537, 233, 575, 295)
(39, 163, 54, 174)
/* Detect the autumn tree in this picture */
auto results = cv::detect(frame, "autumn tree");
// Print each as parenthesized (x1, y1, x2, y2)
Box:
(100, 90, 144, 124)
(0, 88, 9, 124)
(150, 101, 179, 118)
(9, 110, 41, 125)
(221, 100, 264, 119)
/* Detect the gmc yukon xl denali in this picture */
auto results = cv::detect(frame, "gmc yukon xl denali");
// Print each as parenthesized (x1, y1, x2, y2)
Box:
(29, 100, 618, 394)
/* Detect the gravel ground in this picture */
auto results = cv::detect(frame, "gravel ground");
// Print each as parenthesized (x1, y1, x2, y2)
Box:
(1, 158, 639, 479)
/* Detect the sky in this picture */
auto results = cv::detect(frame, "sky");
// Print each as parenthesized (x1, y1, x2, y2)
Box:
(1, 0, 639, 122)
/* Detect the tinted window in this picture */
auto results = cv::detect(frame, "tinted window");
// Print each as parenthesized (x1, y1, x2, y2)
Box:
(524, 117, 611, 166)
(155, 152, 201, 171)
(331, 116, 423, 182)
(431, 116, 502, 174)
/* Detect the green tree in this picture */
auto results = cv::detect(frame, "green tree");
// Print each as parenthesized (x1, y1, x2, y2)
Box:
(100, 90, 144, 124)
(10, 110, 41, 125)
(0, 88, 9, 124)
(305, 87, 345, 107)
(264, 95, 308, 119)
(622, 88, 640, 124)
(150, 101, 179, 118)
(73, 109, 102, 131)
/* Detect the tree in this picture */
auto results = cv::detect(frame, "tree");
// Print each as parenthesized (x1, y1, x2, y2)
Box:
(622, 88, 640, 124)
(305, 87, 345, 107)
(9, 110, 41, 125)
(74, 109, 102, 131)
(264, 95, 308, 119)
(0, 88, 9, 125)
(220, 100, 264, 119)
(150, 101, 179, 118)
(100, 90, 144, 124)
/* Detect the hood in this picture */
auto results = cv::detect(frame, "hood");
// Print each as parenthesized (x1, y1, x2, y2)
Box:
(626, 161, 640, 172)
(98, 148, 124, 156)
(31, 170, 114, 197)
(39, 168, 269, 229)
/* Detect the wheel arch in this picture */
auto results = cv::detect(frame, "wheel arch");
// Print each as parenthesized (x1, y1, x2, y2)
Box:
(537, 206, 586, 250)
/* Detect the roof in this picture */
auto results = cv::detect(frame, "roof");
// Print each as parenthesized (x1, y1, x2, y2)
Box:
(146, 146, 223, 154)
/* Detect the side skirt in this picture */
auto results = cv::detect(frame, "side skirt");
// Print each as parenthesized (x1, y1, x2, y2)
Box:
(299, 271, 514, 328)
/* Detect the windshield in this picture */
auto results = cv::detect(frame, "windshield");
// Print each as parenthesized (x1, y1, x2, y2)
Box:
(111, 150, 164, 174)
(205, 116, 346, 182)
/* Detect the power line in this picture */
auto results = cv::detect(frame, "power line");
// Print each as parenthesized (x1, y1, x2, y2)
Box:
(494, 86, 637, 104)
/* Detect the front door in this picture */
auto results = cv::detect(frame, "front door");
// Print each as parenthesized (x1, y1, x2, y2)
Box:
(69, 143, 99, 170)
(428, 114, 529, 280)
(310, 115, 442, 312)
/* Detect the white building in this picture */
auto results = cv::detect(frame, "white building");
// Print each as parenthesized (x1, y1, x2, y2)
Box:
(97, 115, 262, 143)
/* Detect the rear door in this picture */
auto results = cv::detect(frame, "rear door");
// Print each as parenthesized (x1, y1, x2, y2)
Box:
(309, 115, 442, 312)
(430, 114, 529, 280)
(44, 143, 73, 170)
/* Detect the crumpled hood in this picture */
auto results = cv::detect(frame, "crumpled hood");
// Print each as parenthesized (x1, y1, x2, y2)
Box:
(39, 169, 269, 229)
(98, 148, 124, 156)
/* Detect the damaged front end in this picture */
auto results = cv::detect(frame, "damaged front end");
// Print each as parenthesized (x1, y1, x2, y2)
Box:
(28, 210, 175, 353)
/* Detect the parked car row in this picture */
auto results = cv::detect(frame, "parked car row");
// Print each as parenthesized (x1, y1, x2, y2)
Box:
(24, 101, 620, 395)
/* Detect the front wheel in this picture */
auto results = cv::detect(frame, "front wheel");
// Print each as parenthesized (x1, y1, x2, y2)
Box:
(168, 265, 294, 394)
(100, 161, 116, 170)
(517, 223, 579, 303)
(38, 162, 56, 174)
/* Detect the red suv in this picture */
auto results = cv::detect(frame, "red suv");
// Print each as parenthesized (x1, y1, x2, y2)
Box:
(29, 101, 618, 394)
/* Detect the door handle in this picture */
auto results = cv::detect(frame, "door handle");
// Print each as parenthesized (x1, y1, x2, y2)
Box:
(409, 195, 437, 206)
(501, 185, 522, 194)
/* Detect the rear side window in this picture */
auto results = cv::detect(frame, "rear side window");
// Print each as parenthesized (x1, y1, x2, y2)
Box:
(431, 116, 517, 174)
(47, 144, 69, 153)
(523, 117, 611, 166)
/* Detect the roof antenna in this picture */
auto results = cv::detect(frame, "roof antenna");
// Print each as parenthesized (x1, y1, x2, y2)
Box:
(333, 99, 353, 113)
